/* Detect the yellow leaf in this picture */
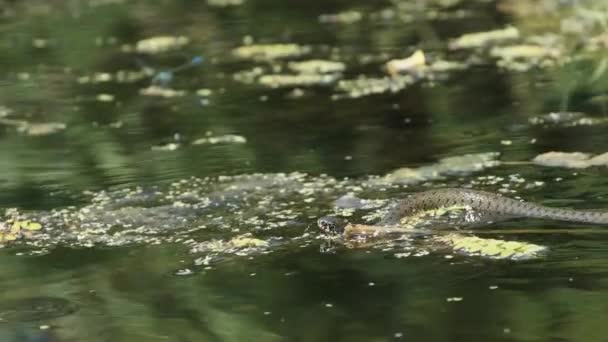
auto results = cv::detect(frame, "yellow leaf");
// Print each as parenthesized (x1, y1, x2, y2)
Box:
(10, 221, 21, 233)
(3, 233, 17, 241)
(23, 222, 42, 231)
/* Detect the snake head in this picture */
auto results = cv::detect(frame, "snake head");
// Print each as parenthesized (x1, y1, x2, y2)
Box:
(317, 216, 347, 235)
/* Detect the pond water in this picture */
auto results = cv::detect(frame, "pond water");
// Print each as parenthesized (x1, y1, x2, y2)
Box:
(2, 0, 608, 341)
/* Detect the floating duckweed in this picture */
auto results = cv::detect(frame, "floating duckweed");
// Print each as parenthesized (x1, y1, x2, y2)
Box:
(233, 67, 265, 84)
(192, 134, 247, 145)
(207, 0, 244, 6)
(133, 36, 189, 54)
(151, 143, 180, 151)
(287, 60, 345, 74)
(77, 70, 149, 84)
(446, 297, 463, 302)
(318, 11, 363, 24)
(32, 38, 49, 48)
(491, 44, 561, 71)
(437, 234, 546, 260)
(427, 60, 467, 72)
(334, 75, 415, 99)
(449, 26, 519, 50)
(490, 44, 560, 61)
(383, 152, 501, 184)
(0, 106, 11, 117)
(96, 94, 115, 102)
(232, 44, 312, 61)
(139, 86, 186, 97)
(258, 74, 340, 88)
(18, 122, 67, 136)
(529, 112, 604, 127)
(196, 88, 213, 97)
(230, 235, 268, 248)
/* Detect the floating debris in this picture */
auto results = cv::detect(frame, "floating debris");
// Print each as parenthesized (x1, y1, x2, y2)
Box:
(446, 297, 463, 302)
(258, 73, 340, 88)
(426, 60, 467, 73)
(18, 122, 67, 136)
(287, 60, 346, 74)
(232, 44, 312, 61)
(175, 269, 194, 276)
(385, 50, 426, 76)
(383, 152, 501, 184)
(196, 88, 213, 97)
(192, 134, 247, 145)
(96, 93, 115, 102)
(587, 33, 608, 51)
(449, 26, 519, 50)
(533, 151, 608, 169)
(131, 36, 190, 54)
(528, 112, 605, 127)
(285, 88, 308, 99)
(0, 217, 42, 244)
(334, 75, 415, 99)
(0, 106, 12, 117)
(189, 233, 271, 262)
(139, 86, 186, 97)
(491, 44, 561, 71)
(151, 143, 180, 151)
(318, 10, 363, 24)
(233, 67, 265, 84)
(32, 38, 50, 49)
(490, 44, 560, 61)
(207, 0, 244, 6)
(77, 70, 149, 84)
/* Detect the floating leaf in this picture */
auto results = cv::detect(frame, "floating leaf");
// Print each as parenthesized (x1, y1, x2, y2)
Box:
(23, 222, 42, 231)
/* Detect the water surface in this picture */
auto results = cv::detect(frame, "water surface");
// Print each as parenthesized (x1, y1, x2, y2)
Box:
(1, 0, 608, 341)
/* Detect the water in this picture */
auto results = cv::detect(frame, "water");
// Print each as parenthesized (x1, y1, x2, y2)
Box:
(2, 0, 608, 340)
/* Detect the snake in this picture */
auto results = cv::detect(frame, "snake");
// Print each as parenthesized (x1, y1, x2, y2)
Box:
(317, 188, 608, 259)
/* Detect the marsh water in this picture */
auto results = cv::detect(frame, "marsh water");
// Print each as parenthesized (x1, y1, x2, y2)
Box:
(2, 0, 608, 341)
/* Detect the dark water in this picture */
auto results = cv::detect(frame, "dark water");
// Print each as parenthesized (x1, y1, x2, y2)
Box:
(2, 0, 608, 341)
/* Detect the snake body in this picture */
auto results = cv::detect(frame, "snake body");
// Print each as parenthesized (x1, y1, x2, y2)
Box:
(318, 188, 608, 235)
(379, 188, 608, 226)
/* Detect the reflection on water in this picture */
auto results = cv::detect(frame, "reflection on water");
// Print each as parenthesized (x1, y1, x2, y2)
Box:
(2, 0, 608, 341)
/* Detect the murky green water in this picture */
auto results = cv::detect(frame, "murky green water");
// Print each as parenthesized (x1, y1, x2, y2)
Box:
(2, 0, 608, 341)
